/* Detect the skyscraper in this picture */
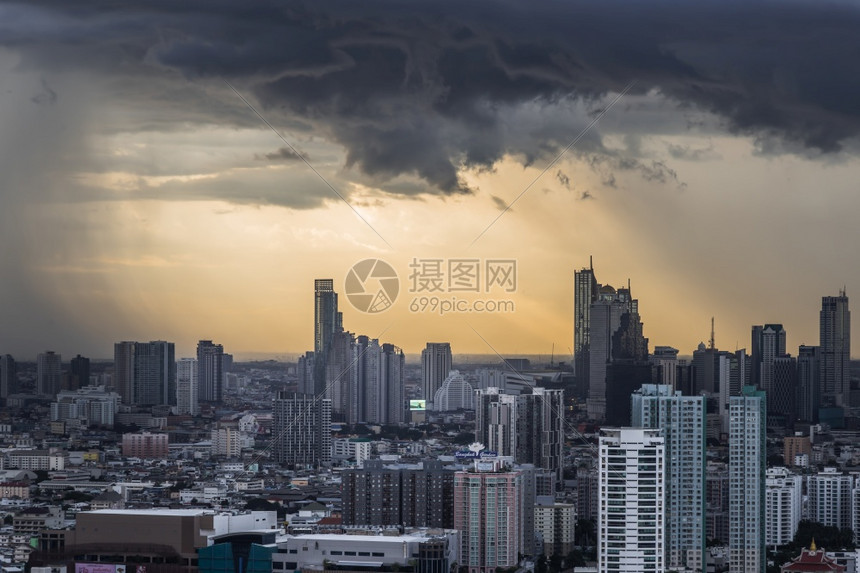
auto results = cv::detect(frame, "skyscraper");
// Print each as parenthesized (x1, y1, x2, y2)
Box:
(587, 288, 627, 420)
(133, 341, 176, 406)
(474, 387, 564, 481)
(0, 355, 17, 401)
(574, 261, 599, 385)
(650, 346, 679, 389)
(314, 278, 341, 396)
(351, 335, 380, 424)
(632, 385, 706, 572)
(820, 291, 850, 408)
(770, 355, 797, 426)
(69, 354, 90, 390)
(114, 341, 136, 404)
(422, 342, 452, 407)
(272, 391, 331, 469)
(750, 323, 786, 391)
(175, 358, 199, 415)
(37, 351, 62, 397)
(381, 343, 405, 424)
(196, 340, 225, 403)
(454, 459, 523, 573)
(297, 351, 315, 396)
(326, 330, 355, 420)
(598, 427, 665, 573)
(516, 388, 565, 483)
(314, 279, 340, 355)
(729, 386, 766, 573)
(797, 345, 821, 422)
(474, 387, 518, 456)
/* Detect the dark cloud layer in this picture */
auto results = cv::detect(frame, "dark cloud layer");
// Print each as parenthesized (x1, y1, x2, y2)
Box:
(3, 0, 860, 198)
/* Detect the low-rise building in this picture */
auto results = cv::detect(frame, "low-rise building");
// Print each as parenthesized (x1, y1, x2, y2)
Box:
(272, 530, 459, 573)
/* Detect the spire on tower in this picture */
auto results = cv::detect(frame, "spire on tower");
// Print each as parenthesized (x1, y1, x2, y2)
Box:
(709, 317, 715, 350)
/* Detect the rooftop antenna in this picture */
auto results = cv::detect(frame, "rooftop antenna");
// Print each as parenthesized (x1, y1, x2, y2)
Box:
(709, 317, 715, 350)
(589, 255, 593, 271)
(550, 343, 555, 368)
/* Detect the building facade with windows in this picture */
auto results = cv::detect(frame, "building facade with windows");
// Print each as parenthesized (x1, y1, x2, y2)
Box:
(598, 427, 665, 573)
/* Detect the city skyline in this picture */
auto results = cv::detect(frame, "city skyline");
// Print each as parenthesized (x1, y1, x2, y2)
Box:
(3, 2, 860, 360)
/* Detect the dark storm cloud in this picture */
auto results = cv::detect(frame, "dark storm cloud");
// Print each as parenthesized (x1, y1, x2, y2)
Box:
(3, 0, 860, 198)
(259, 146, 305, 162)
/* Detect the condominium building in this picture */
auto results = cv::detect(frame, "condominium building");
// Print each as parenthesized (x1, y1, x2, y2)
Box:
(272, 391, 331, 468)
(474, 387, 564, 481)
(454, 459, 523, 573)
(632, 384, 706, 572)
(808, 467, 853, 530)
(176, 357, 199, 415)
(122, 432, 169, 459)
(433, 370, 474, 411)
(765, 467, 803, 546)
(6, 450, 65, 471)
(341, 459, 455, 529)
(598, 427, 665, 573)
(197, 340, 226, 403)
(50, 385, 121, 427)
(534, 496, 576, 557)
(729, 386, 766, 573)
(210, 425, 243, 458)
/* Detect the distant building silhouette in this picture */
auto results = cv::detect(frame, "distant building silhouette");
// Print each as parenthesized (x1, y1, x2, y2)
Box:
(197, 340, 226, 403)
(113, 341, 175, 406)
(796, 345, 820, 422)
(0, 355, 17, 401)
(750, 323, 786, 392)
(69, 354, 90, 390)
(422, 342, 452, 408)
(820, 291, 850, 408)
(37, 351, 62, 397)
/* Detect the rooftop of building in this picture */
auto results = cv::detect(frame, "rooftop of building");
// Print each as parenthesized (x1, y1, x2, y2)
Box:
(84, 508, 216, 516)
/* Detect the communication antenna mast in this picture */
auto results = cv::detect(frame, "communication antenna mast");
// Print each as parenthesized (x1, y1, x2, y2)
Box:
(709, 317, 715, 350)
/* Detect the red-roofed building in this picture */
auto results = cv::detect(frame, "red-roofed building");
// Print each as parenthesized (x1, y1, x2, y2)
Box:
(781, 542, 846, 572)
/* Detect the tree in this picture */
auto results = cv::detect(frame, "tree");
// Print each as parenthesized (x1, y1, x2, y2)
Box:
(575, 517, 596, 547)
(792, 520, 855, 551)
(564, 549, 585, 569)
(535, 555, 548, 573)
